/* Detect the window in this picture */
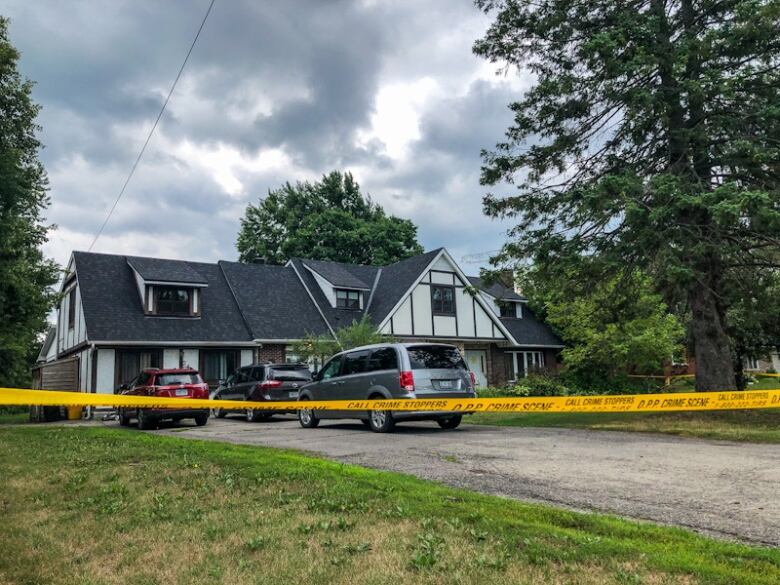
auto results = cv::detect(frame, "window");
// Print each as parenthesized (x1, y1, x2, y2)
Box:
(67, 288, 77, 329)
(250, 367, 266, 381)
(156, 287, 191, 315)
(407, 345, 466, 370)
(342, 350, 370, 375)
(156, 373, 203, 386)
(336, 289, 360, 309)
(506, 351, 545, 379)
(318, 355, 344, 380)
(200, 350, 239, 385)
(367, 347, 399, 372)
(431, 285, 455, 315)
(499, 302, 514, 318)
(115, 350, 162, 388)
(269, 366, 312, 382)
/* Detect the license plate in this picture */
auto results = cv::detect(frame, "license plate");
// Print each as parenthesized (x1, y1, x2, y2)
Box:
(175, 388, 188, 396)
(288, 391, 299, 399)
(438, 380, 453, 389)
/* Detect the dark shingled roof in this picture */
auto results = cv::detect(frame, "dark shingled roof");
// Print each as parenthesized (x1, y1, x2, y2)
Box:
(127, 256, 207, 285)
(72, 248, 563, 349)
(219, 261, 331, 339)
(289, 259, 379, 331)
(74, 252, 252, 342)
(467, 276, 526, 301)
(301, 259, 372, 290)
(500, 306, 564, 347)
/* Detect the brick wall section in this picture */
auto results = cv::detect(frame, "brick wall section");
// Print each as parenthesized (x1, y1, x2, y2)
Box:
(256, 344, 286, 363)
(488, 344, 509, 388)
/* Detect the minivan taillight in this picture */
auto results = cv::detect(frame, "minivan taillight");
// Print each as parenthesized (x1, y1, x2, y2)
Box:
(399, 370, 414, 392)
(469, 372, 476, 387)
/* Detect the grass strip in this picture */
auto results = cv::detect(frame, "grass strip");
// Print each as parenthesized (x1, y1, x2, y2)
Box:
(0, 425, 778, 585)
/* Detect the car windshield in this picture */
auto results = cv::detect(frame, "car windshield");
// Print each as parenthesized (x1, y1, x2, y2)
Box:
(270, 367, 311, 382)
(407, 346, 466, 370)
(156, 373, 202, 386)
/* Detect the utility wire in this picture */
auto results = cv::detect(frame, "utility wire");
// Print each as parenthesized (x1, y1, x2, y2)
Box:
(88, 0, 217, 251)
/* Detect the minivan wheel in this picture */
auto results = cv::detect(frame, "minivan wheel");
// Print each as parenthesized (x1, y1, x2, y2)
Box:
(298, 399, 319, 428)
(437, 415, 462, 430)
(368, 408, 395, 433)
(194, 414, 209, 426)
(211, 407, 226, 418)
(118, 409, 130, 426)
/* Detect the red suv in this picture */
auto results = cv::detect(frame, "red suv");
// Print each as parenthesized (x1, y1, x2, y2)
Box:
(117, 368, 210, 430)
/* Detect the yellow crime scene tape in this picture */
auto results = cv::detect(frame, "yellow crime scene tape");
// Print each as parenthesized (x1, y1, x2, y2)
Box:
(2, 387, 780, 414)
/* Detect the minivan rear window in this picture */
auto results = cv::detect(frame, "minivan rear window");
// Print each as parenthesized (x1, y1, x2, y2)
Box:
(156, 373, 202, 386)
(270, 367, 312, 382)
(407, 346, 466, 370)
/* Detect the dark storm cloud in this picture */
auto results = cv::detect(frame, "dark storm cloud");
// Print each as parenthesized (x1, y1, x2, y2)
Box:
(2, 0, 528, 266)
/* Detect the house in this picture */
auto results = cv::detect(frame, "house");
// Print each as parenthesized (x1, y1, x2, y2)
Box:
(46, 248, 563, 393)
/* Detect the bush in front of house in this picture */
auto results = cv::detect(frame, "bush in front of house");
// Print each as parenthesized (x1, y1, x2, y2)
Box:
(481, 373, 570, 397)
(479, 371, 672, 398)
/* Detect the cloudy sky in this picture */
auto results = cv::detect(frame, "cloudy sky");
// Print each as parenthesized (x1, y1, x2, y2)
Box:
(4, 0, 528, 269)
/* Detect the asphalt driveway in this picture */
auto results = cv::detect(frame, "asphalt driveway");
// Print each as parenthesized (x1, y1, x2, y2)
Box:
(126, 415, 779, 547)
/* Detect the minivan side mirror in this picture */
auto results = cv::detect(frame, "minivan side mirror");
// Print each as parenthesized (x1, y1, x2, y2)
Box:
(117, 383, 129, 393)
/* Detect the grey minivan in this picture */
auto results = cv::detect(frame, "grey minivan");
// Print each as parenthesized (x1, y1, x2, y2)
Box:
(297, 343, 476, 432)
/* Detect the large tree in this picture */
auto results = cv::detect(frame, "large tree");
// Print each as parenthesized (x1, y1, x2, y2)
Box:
(474, 0, 780, 390)
(237, 171, 424, 265)
(518, 265, 684, 385)
(0, 17, 59, 387)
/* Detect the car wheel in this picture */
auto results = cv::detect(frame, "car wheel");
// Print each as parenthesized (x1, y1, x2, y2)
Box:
(437, 415, 462, 430)
(368, 406, 395, 433)
(118, 409, 130, 426)
(360, 419, 371, 428)
(298, 398, 319, 428)
(246, 408, 265, 422)
(211, 407, 226, 418)
(137, 409, 157, 430)
(195, 414, 209, 426)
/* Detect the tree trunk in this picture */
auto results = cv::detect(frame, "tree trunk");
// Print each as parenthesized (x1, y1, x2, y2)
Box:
(689, 285, 736, 391)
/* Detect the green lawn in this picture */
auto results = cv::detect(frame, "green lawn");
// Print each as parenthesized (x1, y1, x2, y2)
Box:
(0, 409, 27, 425)
(471, 378, 780, 442)
(0, 426, 778, 585)
(468, 409, 780, 443)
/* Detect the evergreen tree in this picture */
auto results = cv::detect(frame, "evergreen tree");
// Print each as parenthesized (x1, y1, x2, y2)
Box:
(474, 0, 780, 390)
(0, 17, 60, 387)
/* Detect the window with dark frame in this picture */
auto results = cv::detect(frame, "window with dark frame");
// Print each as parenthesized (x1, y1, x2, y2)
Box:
(67, 288, 76, 329)
(335, 289, 360, 309)
(431, 285, 455, 315)
(156, 287, 191, 315)
(499, 301, 515, 318)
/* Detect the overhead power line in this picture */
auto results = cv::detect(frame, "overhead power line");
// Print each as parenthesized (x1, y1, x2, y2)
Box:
(88, 0, 217, 251)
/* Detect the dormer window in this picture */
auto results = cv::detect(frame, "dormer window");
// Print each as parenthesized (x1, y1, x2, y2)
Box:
(336, 289, 360, 309)
(499, 301, 522, 319)
(156, 287, 191, 315)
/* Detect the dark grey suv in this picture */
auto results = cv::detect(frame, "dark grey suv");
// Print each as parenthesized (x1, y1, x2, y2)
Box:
(297, 343, 476, 432)
(210, 363, 312, 421)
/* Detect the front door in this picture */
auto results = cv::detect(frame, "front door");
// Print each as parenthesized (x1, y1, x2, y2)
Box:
(465, 350, 488, 388)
